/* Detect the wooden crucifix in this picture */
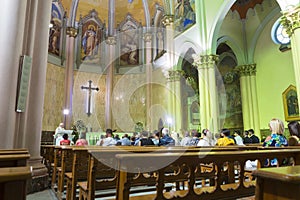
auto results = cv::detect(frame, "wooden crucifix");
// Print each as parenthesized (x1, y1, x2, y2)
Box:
(81, 80, 99, 116)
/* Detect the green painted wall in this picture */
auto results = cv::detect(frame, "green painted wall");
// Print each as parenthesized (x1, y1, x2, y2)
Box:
(255, 16, 294, 130)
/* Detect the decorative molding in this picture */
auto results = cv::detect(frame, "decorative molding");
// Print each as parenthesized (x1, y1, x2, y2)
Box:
(106, 36, 117, 45)
(66, 26, 78, 38)
(236, 64, 257, 76)
(161, 15, 174, 26)
(192, 54, 219, 69)
(281, 6, 300, 36)
(167, 70, 183, 82)
(143, 33, 152, 42)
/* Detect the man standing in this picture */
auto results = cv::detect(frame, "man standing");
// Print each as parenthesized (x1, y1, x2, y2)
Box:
(54, 123, 65, 145)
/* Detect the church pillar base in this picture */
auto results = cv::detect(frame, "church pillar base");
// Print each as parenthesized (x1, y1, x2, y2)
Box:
(27, 158, 49, 194)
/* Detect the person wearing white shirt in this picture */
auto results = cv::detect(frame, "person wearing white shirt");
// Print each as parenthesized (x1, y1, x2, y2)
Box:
(54, 123, 65, 145)
(96, 129, 117, 146)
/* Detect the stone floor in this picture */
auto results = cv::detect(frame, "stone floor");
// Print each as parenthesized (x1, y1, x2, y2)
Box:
(26, 189, 255, 200)
(26, 189, 58, 200)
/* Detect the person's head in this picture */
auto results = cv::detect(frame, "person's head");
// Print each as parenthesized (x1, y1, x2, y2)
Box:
(220, 129, 230, 137)
(184, 131, 190, 137)
(248, 129, 254, 135)
(202, 129, 209, 136)
(106, 129, 113, 137)
(288, 121, 300, 138)
(244, 130, 249, 137)
(123, 134, 129, 139)
(162, 128, 169, 136)
(191, 129, 199, 137)
(59, 123, 64, 128)
(153, 130, 160, 138)
(269, 118, 284, 134)
(234, 130, 241, 136)
(63, 133, 68, 140)
(141, 131, 149, 138)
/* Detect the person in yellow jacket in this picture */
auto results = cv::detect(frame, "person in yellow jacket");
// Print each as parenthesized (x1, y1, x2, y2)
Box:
(216, 129, 235, 146)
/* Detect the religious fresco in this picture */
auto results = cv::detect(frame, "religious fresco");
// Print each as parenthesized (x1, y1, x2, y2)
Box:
(48, 2, 64, 56)
(174, 0, 196, 32)
(217, 47, 243, 129)
(118, 14, 141, 67)
(78, 10, 105, 64)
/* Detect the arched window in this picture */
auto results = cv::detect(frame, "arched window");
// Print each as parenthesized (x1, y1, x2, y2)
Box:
(271, 19, 290, 45)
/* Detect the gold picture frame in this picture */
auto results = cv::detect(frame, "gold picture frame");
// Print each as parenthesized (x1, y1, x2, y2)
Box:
(282, 85, 300, 121)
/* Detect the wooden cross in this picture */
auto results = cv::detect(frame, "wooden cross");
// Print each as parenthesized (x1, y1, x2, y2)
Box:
(81, 80, 99, 116)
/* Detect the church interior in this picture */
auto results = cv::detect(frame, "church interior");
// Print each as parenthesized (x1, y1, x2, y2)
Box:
(0, 0, 300, 199)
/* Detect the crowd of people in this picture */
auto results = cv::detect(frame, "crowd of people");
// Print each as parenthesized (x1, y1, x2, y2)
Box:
(54, 118, 300, 148)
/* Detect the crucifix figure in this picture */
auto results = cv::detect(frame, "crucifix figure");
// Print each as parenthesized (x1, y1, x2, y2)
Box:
(81, 80, 99, 116)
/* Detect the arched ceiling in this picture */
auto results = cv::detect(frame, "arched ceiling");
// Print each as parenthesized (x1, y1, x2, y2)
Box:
(230, 0, 265, 19)
(60, 0, 164, 26)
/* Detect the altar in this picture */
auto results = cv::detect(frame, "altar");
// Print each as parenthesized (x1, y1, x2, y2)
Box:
(54, 130, 73, 145)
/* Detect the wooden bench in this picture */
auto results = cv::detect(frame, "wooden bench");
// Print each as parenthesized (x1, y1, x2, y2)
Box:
(253, 165, 300, 200)
(0, 149, 31, 200)
(115, 149, 300, 200)
(0, 166, 32, 200)
(77, 146, 242, 200)
(0, 153, 30, 167)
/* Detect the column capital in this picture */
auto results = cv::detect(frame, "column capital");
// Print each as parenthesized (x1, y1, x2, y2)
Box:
(162, 15, 174, 26)
(167, 70, 184, 82)
(143, 33, 152, 43)
(106, 36, 117, 45)
(281, 6, 300, 36)
(192, 54, 219, 70)
(66, 27, 78, 38)
(236, 64, 257, 76)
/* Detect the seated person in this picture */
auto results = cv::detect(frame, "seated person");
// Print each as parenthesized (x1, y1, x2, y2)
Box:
(138, 131, 154, 146)
(216, 129, 235, 146)
(75, 136, 89, 146)
(60, 133, 71, 145)
(287, 120, 300, 146)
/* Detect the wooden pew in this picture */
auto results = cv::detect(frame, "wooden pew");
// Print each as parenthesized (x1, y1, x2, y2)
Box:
(0, 166, 32, 200)
(56, 146, 74, 200)
(115, 149, 300, 200)
(0, 149, 31, 200)
(0, 150, 30, 167)
(77, 146, 241, 200)
(253, 165, 300, 200)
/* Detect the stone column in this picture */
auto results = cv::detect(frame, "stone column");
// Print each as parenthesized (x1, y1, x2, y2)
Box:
(281, 6, 300, 108)
(162, 15, 175, 69)
(105, 37, 116, 129)
(249, 65, 260, 138)
(0, 0, 27, 148)
(161, 15, 176, 130)
(167, 70, 183, 133)
(193, 54, 219, 133)
(21, 0, 52, 192)
(64, 27, 78, 129)
(236, 65, 251, 130)
(144, 32, 153, 131)
(236, 64, 261, 138)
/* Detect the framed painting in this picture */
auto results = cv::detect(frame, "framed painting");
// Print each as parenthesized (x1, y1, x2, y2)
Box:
(282, 85, 300, 121)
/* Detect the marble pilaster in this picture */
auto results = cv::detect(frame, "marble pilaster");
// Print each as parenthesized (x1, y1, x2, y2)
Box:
(193, 54, 219, 133)
(281, 6, 300, 111)
(236, 64, 261, 138)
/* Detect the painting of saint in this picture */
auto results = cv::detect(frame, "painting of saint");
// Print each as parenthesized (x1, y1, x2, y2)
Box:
(49, 19, 61, 55)
(174, 0, 196, 32)
(282, 85, 300, 121)
(81, 23, 102, 61)
(120, 31, 139, 66)
(48, 2, 63, 56)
